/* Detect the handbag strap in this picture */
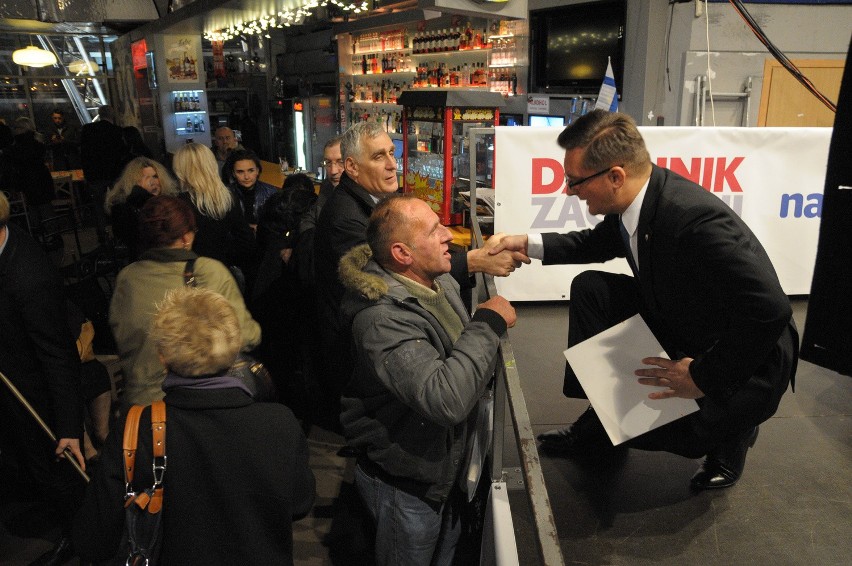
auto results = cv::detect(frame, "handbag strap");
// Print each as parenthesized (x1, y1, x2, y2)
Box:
(122, 401, 167, 513)
(123, 405, 145, 494)
(183, 258, 197, 287)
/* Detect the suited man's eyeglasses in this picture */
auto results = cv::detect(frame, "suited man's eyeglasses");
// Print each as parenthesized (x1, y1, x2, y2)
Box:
(564, 166, 619, 189)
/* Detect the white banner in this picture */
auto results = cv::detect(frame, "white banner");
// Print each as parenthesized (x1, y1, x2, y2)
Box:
(493, 126, 831, 301)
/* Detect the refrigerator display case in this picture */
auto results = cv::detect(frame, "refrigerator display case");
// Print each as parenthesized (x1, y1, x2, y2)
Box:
(398, 90, 504, 225)
(169, 89, 208, 138)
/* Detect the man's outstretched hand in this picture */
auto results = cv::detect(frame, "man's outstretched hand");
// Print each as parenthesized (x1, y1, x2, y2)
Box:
(467, 233, 530, 276)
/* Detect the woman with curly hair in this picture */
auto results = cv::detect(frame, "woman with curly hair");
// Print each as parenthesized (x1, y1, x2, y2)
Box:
(105, 157, 177, 260)
(172, 143, 254, 291)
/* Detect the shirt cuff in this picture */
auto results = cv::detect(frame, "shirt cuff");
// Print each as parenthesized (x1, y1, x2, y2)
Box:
(527, 233, 544, 260)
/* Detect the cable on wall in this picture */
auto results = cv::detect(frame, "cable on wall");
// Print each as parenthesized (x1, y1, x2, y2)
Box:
(703, 0, 717, 126)
(728, 0, 837, 113)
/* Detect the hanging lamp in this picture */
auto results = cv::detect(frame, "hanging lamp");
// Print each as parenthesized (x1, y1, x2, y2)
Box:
(13, 45, 57, 68)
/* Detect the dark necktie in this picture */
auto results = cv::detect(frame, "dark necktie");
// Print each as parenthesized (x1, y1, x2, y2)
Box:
(619, 217, 639, 278)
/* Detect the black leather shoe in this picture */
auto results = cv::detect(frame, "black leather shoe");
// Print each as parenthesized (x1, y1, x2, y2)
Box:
(537, 406, 621, 459)
(691, 426, 759, 490)
(28, 536, 74, 566)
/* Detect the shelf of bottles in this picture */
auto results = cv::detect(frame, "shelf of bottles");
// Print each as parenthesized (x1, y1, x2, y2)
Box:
(171, 90, 207, 136)
(487, 20, 528, 98)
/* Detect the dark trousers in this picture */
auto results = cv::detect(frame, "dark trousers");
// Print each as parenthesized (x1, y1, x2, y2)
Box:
(563, 270, 796, 459)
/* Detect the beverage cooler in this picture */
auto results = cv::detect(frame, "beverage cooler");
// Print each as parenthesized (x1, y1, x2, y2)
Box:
(151, 34, 212, 153)
(398, 90, 504, 226)
(270, 95, 336, 173)
(162, 89, 210, 152)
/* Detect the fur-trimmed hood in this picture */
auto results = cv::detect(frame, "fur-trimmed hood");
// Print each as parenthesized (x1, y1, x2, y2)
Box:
(338, 243, 392, 301)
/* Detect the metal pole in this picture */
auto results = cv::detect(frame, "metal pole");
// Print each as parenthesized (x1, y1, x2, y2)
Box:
(0, 369, 90, 483)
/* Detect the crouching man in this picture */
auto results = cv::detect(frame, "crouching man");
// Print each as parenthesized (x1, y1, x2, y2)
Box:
(338, 195, 516, 565)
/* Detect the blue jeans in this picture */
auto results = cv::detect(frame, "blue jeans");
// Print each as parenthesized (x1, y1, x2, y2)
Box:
(354, 464, 460, 566)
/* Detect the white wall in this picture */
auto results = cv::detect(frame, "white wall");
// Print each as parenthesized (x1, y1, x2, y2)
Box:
(527, 0, 852, 127)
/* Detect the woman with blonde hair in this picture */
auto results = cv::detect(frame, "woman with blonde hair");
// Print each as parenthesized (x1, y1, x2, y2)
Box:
(105, 157, 177, 260)
(77, 286, 314, 564)
(173, 143, 254, 283)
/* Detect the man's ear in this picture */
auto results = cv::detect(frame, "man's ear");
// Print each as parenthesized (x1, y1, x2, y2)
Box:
(345, 156, 358, 179)
(390, 242, 413, 266)
(609, 166, 626, 189)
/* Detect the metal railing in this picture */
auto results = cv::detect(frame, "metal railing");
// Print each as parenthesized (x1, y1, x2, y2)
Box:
(468, 127, 565, 566)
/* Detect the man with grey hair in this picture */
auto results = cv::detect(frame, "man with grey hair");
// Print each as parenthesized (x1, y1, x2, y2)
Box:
(81, 104, 127, 242)
(312, 121, 528, 432)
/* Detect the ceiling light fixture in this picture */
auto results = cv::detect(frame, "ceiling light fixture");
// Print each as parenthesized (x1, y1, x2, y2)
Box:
(12, 45, 58, 68)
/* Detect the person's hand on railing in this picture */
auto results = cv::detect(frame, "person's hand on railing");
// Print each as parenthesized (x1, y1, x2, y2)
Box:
(478, 295, 517, 329)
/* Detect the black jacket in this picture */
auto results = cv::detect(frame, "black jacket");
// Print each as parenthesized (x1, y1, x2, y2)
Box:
(0, 223, 82, 438)
(73, 387, 315, 565)
(80, 119, 127, 184)
(179, 192, 255, 271)
(1, 132, 55, 205)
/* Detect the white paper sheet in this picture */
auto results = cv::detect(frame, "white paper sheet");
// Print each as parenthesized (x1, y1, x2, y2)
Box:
(563, 314, 699, 445)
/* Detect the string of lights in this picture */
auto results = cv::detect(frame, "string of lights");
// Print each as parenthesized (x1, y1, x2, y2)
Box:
(203, 0, 369, 42)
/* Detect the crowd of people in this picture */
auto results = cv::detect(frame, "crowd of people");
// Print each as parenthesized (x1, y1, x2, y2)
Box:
(0, 109, 797, 566)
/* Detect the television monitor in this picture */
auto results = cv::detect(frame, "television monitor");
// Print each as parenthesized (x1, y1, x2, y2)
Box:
(530, 0, 626, 95)
(529, 115, 566, 127)
(500, 114, 523, 126)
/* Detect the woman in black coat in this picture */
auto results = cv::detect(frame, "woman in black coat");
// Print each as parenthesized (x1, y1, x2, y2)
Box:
(73, 286, 315, 565)
(172, 143, 255, 291)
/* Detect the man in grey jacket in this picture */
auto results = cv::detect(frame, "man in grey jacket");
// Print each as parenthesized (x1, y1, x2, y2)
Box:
(338, 195, 515, 566)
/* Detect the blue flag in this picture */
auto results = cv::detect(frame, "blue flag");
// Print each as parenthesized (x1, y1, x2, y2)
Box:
(594, 57, 619, 112)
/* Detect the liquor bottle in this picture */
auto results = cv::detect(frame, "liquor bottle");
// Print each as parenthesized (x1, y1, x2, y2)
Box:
(361, 55, 367, 75)
(174, 95, 181, 112)
(185, 116, 192, 131)
(511, 72, 518, 96)
(198, 116, 205, 132)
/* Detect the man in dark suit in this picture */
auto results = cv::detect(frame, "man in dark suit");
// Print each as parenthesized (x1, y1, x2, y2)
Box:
(493, 110, 798, 490)
(80, 105, 127, 242)
(0, 191, 87, 564)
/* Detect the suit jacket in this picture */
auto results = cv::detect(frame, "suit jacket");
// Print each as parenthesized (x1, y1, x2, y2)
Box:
(0, 223, 83, 438)
(80, 119, 127, 184)
(542, 165, 797, 416)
